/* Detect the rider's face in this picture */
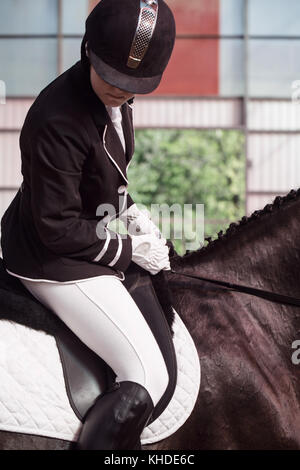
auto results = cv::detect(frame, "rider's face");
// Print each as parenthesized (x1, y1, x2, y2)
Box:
(90, 65, 135, 107)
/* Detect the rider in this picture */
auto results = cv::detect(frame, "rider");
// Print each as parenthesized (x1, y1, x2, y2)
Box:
(0, 0, 176, 450)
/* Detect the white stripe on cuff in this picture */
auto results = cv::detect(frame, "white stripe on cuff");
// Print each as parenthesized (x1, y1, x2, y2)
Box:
(108, 233, 123, 267)
(93, 227, 111, 262)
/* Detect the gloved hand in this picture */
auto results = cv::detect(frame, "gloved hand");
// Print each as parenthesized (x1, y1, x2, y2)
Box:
(130, 232, 171, 275)
(119, 203, 164, 241)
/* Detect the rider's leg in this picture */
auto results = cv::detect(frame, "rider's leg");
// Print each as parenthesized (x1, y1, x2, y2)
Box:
(19, 275, 169, 449)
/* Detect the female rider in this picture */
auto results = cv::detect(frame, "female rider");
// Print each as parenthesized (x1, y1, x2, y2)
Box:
(0, 0, 176, 450)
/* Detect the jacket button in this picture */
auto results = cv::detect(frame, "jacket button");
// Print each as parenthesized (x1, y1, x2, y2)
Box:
(118, 185, 128, 194)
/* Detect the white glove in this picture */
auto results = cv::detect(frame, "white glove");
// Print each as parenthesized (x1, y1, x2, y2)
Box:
(130, 233, 171, 275)
(119, 203, 164, 241)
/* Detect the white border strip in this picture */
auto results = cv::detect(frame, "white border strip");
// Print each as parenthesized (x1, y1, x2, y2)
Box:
(108, 233, 123, 267)
(93, 227, 111, 262)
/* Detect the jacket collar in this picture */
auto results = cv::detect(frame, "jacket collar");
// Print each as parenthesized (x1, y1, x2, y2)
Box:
(69, 61, 135, 183)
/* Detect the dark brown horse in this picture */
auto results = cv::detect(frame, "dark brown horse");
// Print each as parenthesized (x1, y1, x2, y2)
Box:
(160, 189, 300, 450)
(1, 189, 300, 450)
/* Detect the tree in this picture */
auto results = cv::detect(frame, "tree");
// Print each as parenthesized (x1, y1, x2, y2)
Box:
(126, 129, 245, 255)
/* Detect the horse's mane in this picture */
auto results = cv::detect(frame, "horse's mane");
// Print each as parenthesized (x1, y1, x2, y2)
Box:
(178, 187, 300, 261)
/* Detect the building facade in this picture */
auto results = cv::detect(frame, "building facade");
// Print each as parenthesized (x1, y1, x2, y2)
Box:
(0, 0, 299, 232)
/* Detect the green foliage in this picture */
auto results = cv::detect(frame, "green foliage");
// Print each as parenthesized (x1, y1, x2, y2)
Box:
(126, 129, 245, 255)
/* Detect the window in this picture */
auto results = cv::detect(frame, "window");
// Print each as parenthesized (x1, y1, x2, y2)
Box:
(249, 0, 300, 36)
(0, 39, 57, 96)
(249, 40, 300, 97)
(0, 0, 57, 34)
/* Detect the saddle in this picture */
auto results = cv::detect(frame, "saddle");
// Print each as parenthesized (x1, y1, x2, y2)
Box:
(0, 257, 177, 426)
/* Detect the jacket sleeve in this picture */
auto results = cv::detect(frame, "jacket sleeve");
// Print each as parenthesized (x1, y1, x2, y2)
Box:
(30, 116, 132, 272)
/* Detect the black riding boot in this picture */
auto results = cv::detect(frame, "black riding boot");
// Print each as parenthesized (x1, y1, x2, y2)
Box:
(76, 380, 154, 450)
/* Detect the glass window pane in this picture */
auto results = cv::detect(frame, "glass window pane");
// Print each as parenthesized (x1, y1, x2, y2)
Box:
(153, 38, 245, 97)
(249, 40, 300, 97)
(153, 38, 219, 96)
(0, 0, 57, 35)
(249, 0, 300, 36)
(62, 39, 82, 72)
(220, 0, 244, 36)
(62, 0, 89, 35)
(167, 0, 219, 35)
(0, 39, 57, 97)
(220, 39, 245, 96)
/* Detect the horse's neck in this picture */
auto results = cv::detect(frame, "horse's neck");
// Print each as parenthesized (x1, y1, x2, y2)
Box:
(178, 198, 300, 297)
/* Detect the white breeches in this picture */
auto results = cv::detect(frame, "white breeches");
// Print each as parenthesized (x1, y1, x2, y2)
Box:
(19, 275, 169, 407)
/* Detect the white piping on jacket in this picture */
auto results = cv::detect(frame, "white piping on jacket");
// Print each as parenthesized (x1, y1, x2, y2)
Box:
(93, 226, 111, 262)
(103, 125, 129, 184)
(108, 233, 123, 267)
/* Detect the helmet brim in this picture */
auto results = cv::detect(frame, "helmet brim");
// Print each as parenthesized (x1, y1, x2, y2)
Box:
(89, 49, 162, 95)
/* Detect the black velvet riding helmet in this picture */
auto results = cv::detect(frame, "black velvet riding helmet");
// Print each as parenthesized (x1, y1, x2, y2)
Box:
(83, 0, 176, 94)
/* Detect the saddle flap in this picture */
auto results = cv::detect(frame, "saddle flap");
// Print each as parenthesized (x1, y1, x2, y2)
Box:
(55, 324, 114, 420)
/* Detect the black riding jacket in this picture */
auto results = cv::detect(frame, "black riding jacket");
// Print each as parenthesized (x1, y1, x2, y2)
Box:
(0, 53, 136, 282)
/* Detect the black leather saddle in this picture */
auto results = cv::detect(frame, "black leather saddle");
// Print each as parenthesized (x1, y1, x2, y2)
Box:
(0, 259, 178, 426)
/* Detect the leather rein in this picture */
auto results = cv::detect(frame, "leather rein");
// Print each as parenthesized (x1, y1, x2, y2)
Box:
(170, 269, 300, 308)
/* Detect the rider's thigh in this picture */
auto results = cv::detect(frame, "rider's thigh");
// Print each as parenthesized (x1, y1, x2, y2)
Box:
(19, 276, 169, 407)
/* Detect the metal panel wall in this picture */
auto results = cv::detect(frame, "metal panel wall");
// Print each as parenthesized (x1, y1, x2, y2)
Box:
(0, 99, 33, 129)
(248, 100, 300, 131)
(0, 132, 22, 185)
(133, 97, 243, 129)
(248, 134, 300, 193)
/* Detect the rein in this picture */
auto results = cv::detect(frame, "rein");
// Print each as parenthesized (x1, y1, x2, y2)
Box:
(170, 269, 300, 308)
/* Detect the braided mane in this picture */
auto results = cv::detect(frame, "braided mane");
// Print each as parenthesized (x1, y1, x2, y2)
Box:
(180, 188, 300, 260)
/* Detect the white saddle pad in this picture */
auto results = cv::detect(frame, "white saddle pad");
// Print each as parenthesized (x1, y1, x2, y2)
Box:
(0, 308, 200, 445)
